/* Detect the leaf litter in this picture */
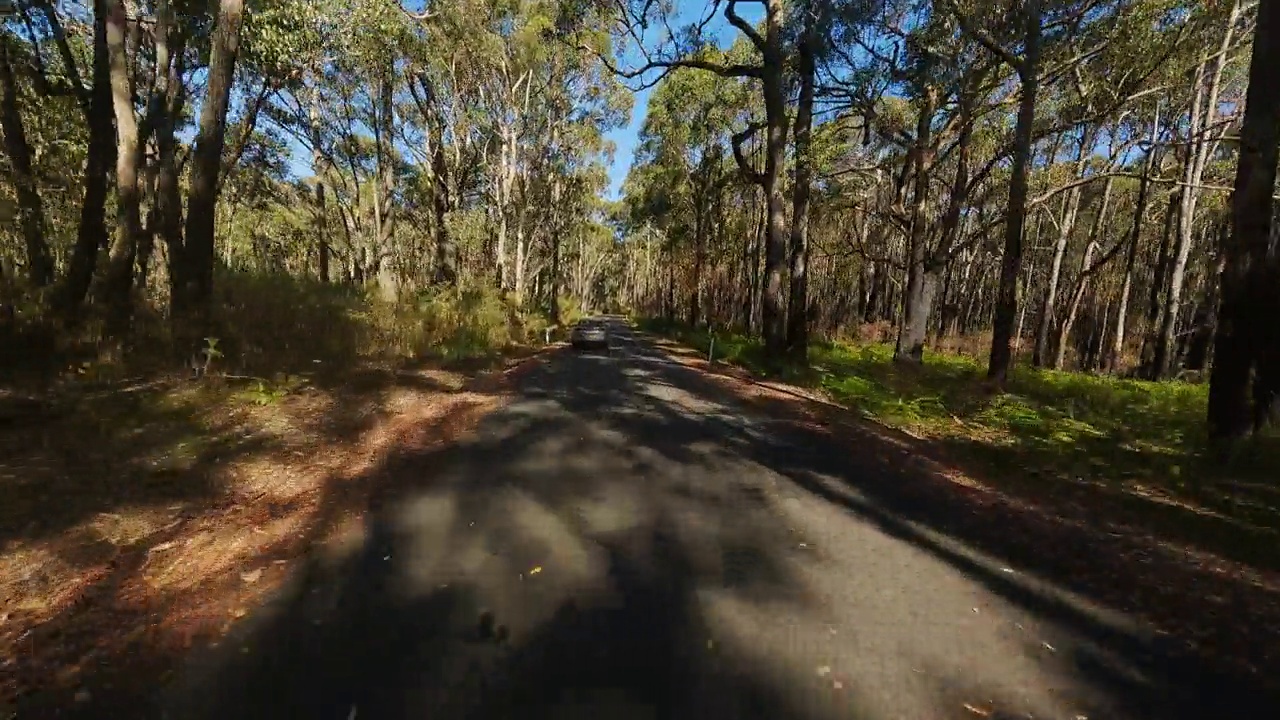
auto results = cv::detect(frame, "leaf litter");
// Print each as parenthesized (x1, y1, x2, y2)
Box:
(0, 359, 523, 713)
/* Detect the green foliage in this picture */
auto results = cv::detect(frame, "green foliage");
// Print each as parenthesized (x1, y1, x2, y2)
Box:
(233, 373, 308, 406)
(397, 283, 523, 361)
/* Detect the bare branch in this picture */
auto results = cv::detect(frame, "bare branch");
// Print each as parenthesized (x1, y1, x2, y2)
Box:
(32, 0, 89, 114)
(582, 39, 762, 94)
(725, 0, 765, 52)
(940, 0, 1023, 73)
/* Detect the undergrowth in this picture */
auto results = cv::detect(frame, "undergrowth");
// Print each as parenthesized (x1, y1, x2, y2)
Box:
(2, 270, 562, 392)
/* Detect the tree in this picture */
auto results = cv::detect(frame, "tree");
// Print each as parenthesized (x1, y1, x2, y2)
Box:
(1207, 0, 1279, 445)
(595, 0, 793, 361)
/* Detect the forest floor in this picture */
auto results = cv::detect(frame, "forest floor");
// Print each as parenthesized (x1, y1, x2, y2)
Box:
(641, 318, 1280, 576)
(0, 343, 558, 717)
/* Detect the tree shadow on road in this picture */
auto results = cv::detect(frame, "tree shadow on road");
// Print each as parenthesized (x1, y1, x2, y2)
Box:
(139, 335, 1280, 720)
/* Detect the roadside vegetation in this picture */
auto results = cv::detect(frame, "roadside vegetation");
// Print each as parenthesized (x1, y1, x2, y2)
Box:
(640, 317, 1280, 571)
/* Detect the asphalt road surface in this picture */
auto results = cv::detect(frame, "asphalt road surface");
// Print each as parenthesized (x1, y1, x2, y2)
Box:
(160, 318, 1273, 720)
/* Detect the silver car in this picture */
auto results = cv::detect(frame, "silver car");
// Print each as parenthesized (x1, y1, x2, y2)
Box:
(570, 320, 609, 351)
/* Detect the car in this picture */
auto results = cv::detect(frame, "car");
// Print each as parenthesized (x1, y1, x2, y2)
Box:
(570, 320, 610, 351)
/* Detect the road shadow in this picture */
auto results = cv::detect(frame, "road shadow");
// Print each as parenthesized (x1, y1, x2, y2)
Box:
(142, 324, 1279, 720)
(155, 336, 859, 720)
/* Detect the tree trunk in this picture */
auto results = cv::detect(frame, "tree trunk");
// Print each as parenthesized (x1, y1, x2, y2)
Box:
(664, 246, 676, 322)
(150, 2, 185, 305)
(514, 208, 527, 304)
(689, 153, 709, 327)
(432, 127, 456, 285)
(1140, 192, 1178, 370)
(1208, 0, 1280, 443)
(750, 189, 764, 332)
(1155, 100, 1205, 377)
(138, 24, 177, 297)
(740, 192, 757, 329)
(1109, 112, 1160, 372)
(1158, 0, 1241, 379)
(495, 126, 516, 291)
(33, 0, 110, 314)
(786, 18, 815, 361)
(987, 0, 1043, 385)
(759, 0, 789, 362)
(1055, 175, 1114, 369)
(373, 70, 397, 301)
(896, 85, 937, 363)
(0, 39, 54, 288)
(103, 0, 145, 334)
(309, 80, 329, 283)
(548, 143, 563, 324)
(179, 0, 245, 340)
(1187, 222, 1229, 372)
(1033, 130, 1091, 367)
(60, 3, 114, 317)
(1013, 254, 1035, 360)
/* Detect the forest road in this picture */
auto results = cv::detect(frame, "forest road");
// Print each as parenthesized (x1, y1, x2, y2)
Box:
(159, 317, 1274, 720)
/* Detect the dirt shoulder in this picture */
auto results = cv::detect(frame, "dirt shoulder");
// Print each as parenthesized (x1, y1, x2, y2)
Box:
(0, 347, 562, 718)
(643, 333, 1280, 694)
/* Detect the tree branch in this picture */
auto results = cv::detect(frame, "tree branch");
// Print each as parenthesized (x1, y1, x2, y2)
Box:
(725, 0, 765, 52)
(731, 122, 766, 185)
(586, 40, 763, 88)
(942, 1, 1023, 73)
(32, 0, 89, 114)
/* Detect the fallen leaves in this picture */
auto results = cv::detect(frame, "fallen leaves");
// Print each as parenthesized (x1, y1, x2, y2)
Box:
(0, 358, 524, 714)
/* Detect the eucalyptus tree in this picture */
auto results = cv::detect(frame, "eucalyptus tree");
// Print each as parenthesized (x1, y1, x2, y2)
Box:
(588, 0, 795, 359)
(3, 0, 113, 314)
(1208, 0, 1279, 444)
(628, 54, 745, 327)
(0, 24, 52, 287)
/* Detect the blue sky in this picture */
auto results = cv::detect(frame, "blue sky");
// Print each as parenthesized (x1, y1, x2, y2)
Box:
(603, 85, 652, 200)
